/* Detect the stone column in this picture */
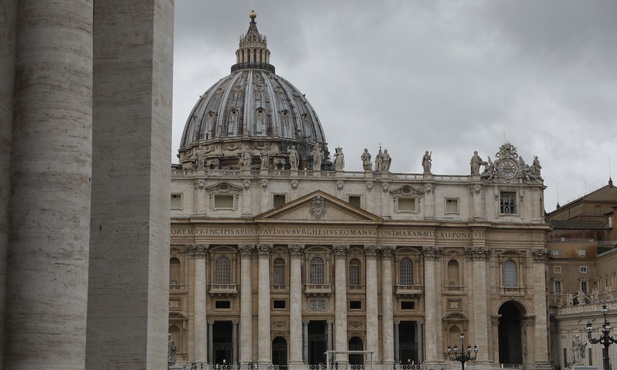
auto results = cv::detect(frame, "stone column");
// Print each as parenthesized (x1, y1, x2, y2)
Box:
(0, 2, 16, 365)
(365, 245, 380, 362)
(239, 245, 254, 364)
(464, 247, 491, 363)
(531, 249, 550, 365)
(394, 321, 400, 364)
(327, 320, 334, 352)
(381, 247, 395, 365)
(422, 246, 443, 363)
(289, 245, 304, 365)
(333, 245, 349, 363)
(188, 244, 209, 363)
(417, 321, 424, 363)
(87, 0, 173, 368)
(233, 320, 239, 364)
(470, 184, 483, 220)
(6, 1, 93, 368)
(303, 320, 309, 364)
(208, 321, 214, 364)
(258, 244, 273, 365)
(423, 184, 435, 220)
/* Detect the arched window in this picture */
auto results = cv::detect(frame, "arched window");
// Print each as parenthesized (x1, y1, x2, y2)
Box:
(273, 258, 285, 286)
(310, 257, 324, 285)
(170, 257, 181, 285)
(503, 260, 517, 288)
(349, 258, 361, 287)
(349, 337, 364, 365)
(400, 258, 413, 286)
(216, 256, 231, 284)
(447, 259, 460, 287)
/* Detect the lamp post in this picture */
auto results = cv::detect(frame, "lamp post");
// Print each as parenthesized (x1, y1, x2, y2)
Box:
(447, 333, 478, 370)
(586, 305, 617, 370)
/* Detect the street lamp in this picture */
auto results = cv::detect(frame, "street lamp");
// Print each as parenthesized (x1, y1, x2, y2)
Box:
(586, 305, 617, 370)
(447, 332, 478, 370)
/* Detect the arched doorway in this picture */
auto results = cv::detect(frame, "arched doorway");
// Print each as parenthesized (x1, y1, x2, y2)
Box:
(498, 302, 524, 365)
(349, 337, 364, 366)
(272, 337, 288, 370)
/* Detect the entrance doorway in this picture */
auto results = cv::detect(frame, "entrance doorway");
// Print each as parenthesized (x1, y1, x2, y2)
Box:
(349, 337, 364, 365)
(308, 321, 327, 365)
(213, 321, 233, 365)
(272, 337, 288, 370)
(498, 302, 523, 365)
(398, 321, 418, 364)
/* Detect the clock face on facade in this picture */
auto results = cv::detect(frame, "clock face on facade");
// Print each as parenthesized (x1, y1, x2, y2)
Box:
(498, 159, 518, 178)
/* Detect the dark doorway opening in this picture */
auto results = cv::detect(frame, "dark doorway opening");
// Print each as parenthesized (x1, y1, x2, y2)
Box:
(308, 321, 327, 365)
(272, 336, 288, 370)
(498, 302, 523, 365)
(398, 321, 418, 364)
(213, 321, 233, 365)
(349, 337, 364, 365)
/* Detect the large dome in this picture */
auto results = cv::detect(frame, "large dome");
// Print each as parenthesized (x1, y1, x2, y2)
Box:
(178, 11, 328, 171)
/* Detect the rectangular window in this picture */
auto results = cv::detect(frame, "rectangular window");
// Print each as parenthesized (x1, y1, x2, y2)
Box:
(273, 300, 286, 309)
(551, 250, 562, 256)
(553, 266, 562, 273)
(500, 192, 517, 214)
(349, 301, 362, 310)
(171, 193, 182, 210)
(578, 249, 586, 256)
(554, 281, 562, 294)
(273, 265, 285, 285)
(215, 300, 231, 309)
(273, 194, 286, 208)
(398, 198, 416, 212)
(401, 301, 415, 310)
(348, 195, 361, 208)
(349, 265, 360, 286)
(579, 266, 588, 273)
(445, 198, 459, 214)
(214, 194, 234, 209)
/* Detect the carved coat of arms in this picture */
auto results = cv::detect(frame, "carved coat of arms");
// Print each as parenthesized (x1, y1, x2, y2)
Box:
(309, 195, 327, 219)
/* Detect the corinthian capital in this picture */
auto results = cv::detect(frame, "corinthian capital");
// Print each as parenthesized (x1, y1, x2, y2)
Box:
(187, 244, 208, 258)
(257, 244, 273, 257)
(422, 246, 443, 260)
(531, 248, 548, 263)
(333, 245, 348, 258)
(464, 247, 490, 261)
(364, 245, 379, 259)
(238, 244, 255, 258)
(288, 244, 304, 258)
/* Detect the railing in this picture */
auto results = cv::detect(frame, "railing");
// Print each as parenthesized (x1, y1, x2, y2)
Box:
(209, 283, 238, 296)
(304, 284, 333, 296)
(394, 284, 423, 296)
(499, 286, 525, 296)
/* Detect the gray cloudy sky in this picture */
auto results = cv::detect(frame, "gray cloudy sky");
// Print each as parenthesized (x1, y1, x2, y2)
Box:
(173, 1, 617, 213)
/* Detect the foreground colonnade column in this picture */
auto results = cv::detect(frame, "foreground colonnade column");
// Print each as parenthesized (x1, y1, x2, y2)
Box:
(6, 1, 93, 368)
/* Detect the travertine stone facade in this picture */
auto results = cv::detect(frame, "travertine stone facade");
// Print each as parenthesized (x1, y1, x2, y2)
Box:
(169, 11, 551, 370)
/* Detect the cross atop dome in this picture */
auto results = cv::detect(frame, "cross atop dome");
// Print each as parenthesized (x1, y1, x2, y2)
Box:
(232, 10, 274, 73)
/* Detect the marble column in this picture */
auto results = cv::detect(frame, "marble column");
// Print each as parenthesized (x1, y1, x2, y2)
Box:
(289, 245, 304, 365)
(531, 249, 550, 365)
(327, 320, 334, 352)
(239, 245, 254, 363)
(365, 245, 380, 362)
(422, 246, 443, 363)
(464, 247, 491, 363)
(334, 245, 349, 363)
(258, 244, 273, 365)
(6, 1, 93, 368)
(189, 244, 209, 363)
(381, 247, 395, 365)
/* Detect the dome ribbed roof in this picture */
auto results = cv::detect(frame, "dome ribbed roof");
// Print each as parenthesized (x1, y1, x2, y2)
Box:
(178, 11, 328, 170)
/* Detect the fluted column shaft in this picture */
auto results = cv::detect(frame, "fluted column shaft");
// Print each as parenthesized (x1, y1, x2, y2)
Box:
(334, 245, 348, 363)
(258, 244, 273, 364)
(422, 247, 443, 363)
(289, 245, 304, 364)
(190, 245, 208, 363)
(239, 245, 254, 363)
(381, 247, 395, 365)
(365, 245, 380, 363)
(6, 1, 93, 368)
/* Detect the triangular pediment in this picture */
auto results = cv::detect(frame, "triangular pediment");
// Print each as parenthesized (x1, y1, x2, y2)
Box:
(256, 190, 382, 224)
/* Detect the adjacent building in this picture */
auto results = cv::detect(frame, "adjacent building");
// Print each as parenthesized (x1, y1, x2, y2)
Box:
(169, 11, 552, 370)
